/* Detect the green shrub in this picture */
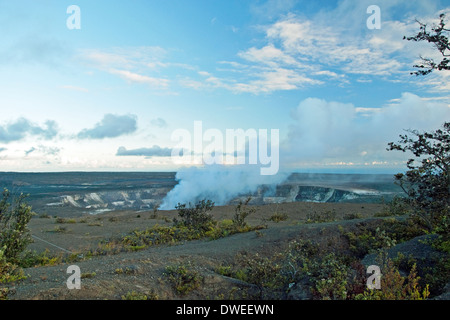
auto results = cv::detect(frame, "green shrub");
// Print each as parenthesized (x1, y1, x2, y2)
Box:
(19, 249, 62, 268)
(355, 260, 430, 300)
(174, 199, 215, 231)
(376, 195, 412, 217)
(305, 210, 336, 224)
(121, 290, 158, 300)
(45, 226, 68, 233)
(0, 189, 34, 264)
(0, 248, 26, 300)
(55, 217, 76, 224)
(311, 253, 350, 300)
(343, 212, 363, 220)
(234, 252, 285, 299)
(163, 263, 204, 296)
(120, 224, 205, 249)
(81, 272, 96, 279)
(215, 265, 233, 277)
(342, 224, 400, 258)
(269, 213, 288, 222)
(232, 197, 255, 228)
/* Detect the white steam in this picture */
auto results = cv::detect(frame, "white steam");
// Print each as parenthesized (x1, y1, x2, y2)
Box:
(159, 164, 289, 210)
(160, 92, 450, 209)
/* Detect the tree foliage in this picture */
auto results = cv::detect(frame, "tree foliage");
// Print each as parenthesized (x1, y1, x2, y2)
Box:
(174, 199, 215, 231)
(404, 13, 450, 76)
(0, 189, 34, 264)
(0, 189, 34, 299)
(387, 122, 450, 230)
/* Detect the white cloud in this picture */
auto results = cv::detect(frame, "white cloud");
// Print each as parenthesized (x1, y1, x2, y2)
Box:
(219, 5, 450, 92)
(282, 92, 450, 168)
(240, 67, 323, 93)
(24, 145, 61, 157)
(77, 114, 137, 140)
(0, 118, 58, 143)
(238, 44, 302, 67)
(151, 117, 168, 128)
(262, 15, 405, 77)
(79, 46, 171, 89)
(116, 145, 172, 157)
(109, 69, 169, 88)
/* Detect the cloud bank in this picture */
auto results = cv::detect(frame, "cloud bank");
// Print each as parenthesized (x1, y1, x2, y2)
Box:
(0, 118, 58, 143)
(77, 114, 137, 139)
(282, 92, 450, 168)
(116, 145, 172, 157)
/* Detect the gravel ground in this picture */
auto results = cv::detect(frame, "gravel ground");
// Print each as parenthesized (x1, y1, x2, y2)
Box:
(8, 202, 385, 300)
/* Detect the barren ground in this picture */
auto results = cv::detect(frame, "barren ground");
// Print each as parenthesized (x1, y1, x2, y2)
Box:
(9, 202, 385, 300)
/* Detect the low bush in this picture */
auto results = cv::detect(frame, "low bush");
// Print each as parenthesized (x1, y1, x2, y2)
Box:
(232, 197, 255, 228)
(174, 199, 215, 232)
(19, 249, 62, 268)
(0, 248, 26, 300)
(269, 213, 288, 222)
(121, 290, 159, 300)
(0, 189, 34, 264)
(355, 259, 429, 300)
(305, 210, 337, 224)
(221, 232, 433, 300)
(163, 263, 204, 296)
(376, 195, 412, 217)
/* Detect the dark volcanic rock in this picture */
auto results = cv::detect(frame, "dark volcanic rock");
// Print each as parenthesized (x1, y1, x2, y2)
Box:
(361, 234, 444, 275)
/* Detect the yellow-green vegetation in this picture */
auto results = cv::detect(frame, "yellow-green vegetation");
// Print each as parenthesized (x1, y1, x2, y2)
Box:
(304, 209, 337, 224)
(340, 217, 427, 259)
(268, 212, 288, 222)
(19, 249, 63, 267)
(55, 217, 77, 224)
(121, 290, 159, 300)
(217, 234, 432, 300)
(343, 212, 363, 220)
(341, 226, 397, 258)
(0, 189, 34, 264)
(423, 233, 450, 296)
(356, 260, 429, 300)
(0, 189, 34, 299)
(0, 249, 26, 300)
(163, 263, 204, 296)
(81, 272, 96, 279)
(215, 205, 446, 300)
(45, 226, 68, 233)
(97, 199, 265, 253)
(114, 267, 137, 275)
(376, 195, 412, 217)
(87, 222, 103, 227)
(232, 197, 256, 228)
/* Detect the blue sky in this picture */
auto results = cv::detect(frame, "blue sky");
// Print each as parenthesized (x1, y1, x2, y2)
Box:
(0, 0, 450, 173)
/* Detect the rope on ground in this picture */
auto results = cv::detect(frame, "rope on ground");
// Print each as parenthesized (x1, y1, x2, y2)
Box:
(31, 234, 73, 254)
